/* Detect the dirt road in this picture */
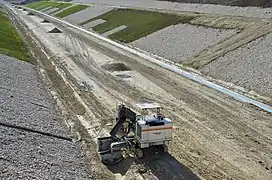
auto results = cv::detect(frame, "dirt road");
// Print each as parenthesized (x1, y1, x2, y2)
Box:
(9, 7, 272, 180)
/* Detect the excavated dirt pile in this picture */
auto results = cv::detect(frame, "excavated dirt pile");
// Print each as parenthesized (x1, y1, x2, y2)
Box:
(27, 12, 34, 15)
(48, 27, 62, 33)
(101, 62, 131, 72)
(41, 19, 50, 23)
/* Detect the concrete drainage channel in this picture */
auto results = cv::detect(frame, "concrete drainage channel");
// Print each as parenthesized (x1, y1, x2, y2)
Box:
(17, 5, 272, 113)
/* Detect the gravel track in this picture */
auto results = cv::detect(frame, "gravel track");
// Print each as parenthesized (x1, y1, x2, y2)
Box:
(82, 18, 106, 29)
(40, 6, 52, 12)
(72, 0, 272, 18)
(0, 54, 93, 179)
(201, 32, 272, 98)
(51, 4, 76, 16)
(103, 25, 127, 36)
(43, 7, 59, 14)
(130, 24, 235, 62)
(63, 5, 113, 24)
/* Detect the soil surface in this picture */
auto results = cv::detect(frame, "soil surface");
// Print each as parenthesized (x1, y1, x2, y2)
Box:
(8, 6, 272, 180)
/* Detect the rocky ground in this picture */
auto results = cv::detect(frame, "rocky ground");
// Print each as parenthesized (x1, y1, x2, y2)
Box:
(0, 54, 93, 179)
(130, 24, 236, 63)
(201, 32, 272, 99)
(72, 0, 272, 18)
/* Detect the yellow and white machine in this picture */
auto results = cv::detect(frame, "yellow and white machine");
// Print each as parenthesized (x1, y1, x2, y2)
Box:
(135, 103, 172, 149)
(97, 102, 173, 165)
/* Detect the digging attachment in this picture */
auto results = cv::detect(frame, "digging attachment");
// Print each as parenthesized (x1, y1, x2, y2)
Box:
(97, 137, 123, 165)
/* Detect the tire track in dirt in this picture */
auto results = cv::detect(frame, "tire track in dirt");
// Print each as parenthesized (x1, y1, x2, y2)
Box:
(6, 8, 119, 179)
(55, 24, 272, 180)
(14, 8, 272, 180)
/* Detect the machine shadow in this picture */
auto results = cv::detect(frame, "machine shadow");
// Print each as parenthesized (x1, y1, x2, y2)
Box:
(106, 151, 200, 180)
(142, 152, 200, 180)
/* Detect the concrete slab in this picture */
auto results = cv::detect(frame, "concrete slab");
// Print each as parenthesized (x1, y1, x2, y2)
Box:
(43, 7, 59, 14)
(62, 5, 113, 24)
(83, 19, 106, 29)
(40, 6, 52, 12)
(102, 25, 127, 36)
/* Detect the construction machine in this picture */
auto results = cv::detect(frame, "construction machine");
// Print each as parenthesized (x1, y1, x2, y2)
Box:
(97, 102, 173, 165)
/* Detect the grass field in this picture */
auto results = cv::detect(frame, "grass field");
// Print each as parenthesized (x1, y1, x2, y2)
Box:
(26, 1, 72, 12)
(0, 9, 31, 62)
(80, 9, 195, 43)
(55, 4, 89, 18)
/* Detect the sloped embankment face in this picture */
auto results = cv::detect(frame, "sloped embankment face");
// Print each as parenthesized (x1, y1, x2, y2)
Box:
(0, 8, 31, 62)
(79, 9, 195, 43)
(158, 0, 271, 7)
(201, 32, 272, 100)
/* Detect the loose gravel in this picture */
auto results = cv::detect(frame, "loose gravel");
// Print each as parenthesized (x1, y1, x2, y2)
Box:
(130, 23, 235, 63)
(72, 0, 272, 18)
(201, 33, 272, 98)
(0, 54, 93, 179)
(0, 126, 92, 180)
(63, 5, 113, 25)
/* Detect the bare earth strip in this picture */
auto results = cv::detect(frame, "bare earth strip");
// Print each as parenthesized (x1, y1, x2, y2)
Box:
(9, 7, 272, 180)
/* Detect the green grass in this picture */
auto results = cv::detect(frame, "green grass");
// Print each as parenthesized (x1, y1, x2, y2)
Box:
(80, 9, 195, 43)
(26, 1, 72, 12)
(0, 9, 32, 62)
(55, 4, 88, 18)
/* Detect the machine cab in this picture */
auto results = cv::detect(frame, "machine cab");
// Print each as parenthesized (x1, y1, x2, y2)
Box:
(135, 103, 172, 148)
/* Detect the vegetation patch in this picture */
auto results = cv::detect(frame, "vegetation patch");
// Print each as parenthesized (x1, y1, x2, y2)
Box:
(26, 1, 72, 11)
(0, 9, 32, 62)
(80, 9, 195, 43)
(55, 4, 89, 18)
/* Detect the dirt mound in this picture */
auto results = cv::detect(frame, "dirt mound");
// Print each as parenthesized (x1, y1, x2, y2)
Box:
(48, 27, 62, 33)
(159, 0, 271, 7)
(41, 19, 50, 23)
(101, 62, 131, 72)
(27, 12, 34, 16)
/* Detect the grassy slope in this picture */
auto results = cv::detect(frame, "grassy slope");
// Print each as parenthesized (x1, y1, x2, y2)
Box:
(55, 4, 88, 18)
(0, 9, 31, 62)
(80, 9, 195, 43)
